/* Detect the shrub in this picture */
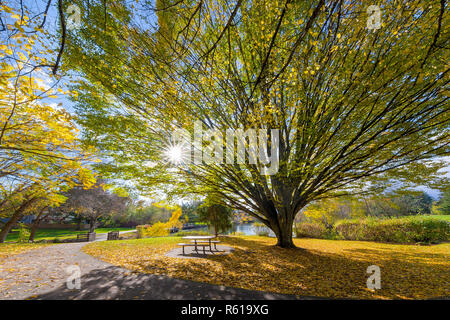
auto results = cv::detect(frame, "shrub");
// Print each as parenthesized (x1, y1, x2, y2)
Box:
(294, 216, 449, 244)
(335, 216, 450, 244)
(17, 223, 30, 243)
(256, 229, 270, 237)
(295, 222, 328, 239)
(137, 222, 169, 238)
(136, 208, 183, 238)
(334, 221, 364, 240)
(253, 222, 270, 236)
(136, 224, 150, 238)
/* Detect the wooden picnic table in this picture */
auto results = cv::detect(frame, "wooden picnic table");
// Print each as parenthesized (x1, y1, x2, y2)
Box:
(180, 235, 219, 255)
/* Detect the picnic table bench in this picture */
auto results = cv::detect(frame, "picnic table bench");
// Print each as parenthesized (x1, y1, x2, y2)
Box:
(178, 236, 221, 255)
(190, 240, 221, 251)
(177, 242, 211, 255)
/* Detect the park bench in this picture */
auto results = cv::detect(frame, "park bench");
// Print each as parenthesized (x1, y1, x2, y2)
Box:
(107, 231, 119, 240)
(77, 232, 96, 242)
(177, 243, 211, 255)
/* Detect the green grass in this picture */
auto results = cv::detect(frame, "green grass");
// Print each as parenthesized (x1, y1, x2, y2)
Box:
(5, 227, 134, 242)
(427, 215, 450, 221)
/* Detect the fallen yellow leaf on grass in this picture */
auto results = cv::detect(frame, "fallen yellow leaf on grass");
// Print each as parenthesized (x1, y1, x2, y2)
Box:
(82, 236, 450, 299)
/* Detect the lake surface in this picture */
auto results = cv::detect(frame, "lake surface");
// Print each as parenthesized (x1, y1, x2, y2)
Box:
(198, 222, 274, 236)
(229, 222, 274, 236)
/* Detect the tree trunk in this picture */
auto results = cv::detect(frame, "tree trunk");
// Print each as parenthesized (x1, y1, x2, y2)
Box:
(268, 213, 296, 248)
(29, 220, 39, 242)
(29, 208, 48, 242)
(0, 213, 23, 243)
(275, 229, 295, 248)
(89, 218, 96, 233)
(213, 206, 218, 237)
(0, 198, 37, 243)
(274, 223, 295, 248)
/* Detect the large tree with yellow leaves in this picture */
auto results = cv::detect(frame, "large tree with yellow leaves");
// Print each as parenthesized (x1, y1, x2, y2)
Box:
(0, 3, 96, 242)
(66, 0, 448, 247)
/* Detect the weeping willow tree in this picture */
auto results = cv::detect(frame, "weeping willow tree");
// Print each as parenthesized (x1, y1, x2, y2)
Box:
(197, 195, 233, 237)
(64, 0, 449, 247)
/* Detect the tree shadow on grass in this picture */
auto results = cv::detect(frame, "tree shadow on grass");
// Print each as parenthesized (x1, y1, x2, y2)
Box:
(32, 236, 449, 300)
(30, 265, 311, 300)
(134, 236, 449, 300)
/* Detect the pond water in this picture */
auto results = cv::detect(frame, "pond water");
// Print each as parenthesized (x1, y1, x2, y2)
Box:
(228, 222, 275, 236)
(198, 222, 275, 237)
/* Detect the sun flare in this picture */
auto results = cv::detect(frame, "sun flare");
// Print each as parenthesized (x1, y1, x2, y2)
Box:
(164, 144, 185, 165)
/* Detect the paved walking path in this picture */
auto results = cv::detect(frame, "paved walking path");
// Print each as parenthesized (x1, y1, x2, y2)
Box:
(0, 233, 313, 300)
(0, 242, 110, 299)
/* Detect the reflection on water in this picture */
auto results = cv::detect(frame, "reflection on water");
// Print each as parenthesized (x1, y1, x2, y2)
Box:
(190, 222, 295, 238)
(199, 222, 275, 237)
(228, 222, 275, 236)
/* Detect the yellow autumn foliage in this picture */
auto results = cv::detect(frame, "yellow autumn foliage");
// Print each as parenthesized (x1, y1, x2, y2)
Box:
(0, 4, 96, 216)
(137, 208, 183, 238)
(0, 243, 52, 263)
(84, 235, 450, 299)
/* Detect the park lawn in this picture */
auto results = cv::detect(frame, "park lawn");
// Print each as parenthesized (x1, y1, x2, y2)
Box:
(5, 227, 134, 242)
(0, 243, 52, 262)
(82, 235, 450, 299)
(427, 215, 450, 221)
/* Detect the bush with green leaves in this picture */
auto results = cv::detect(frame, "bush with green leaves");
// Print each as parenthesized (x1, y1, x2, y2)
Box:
(253, 222, 270, 236)
(334, 216, 450, 244)
(295, 222, 336, 239)
(197, 202, 232, 237)
(17, 223, 30, 243)
(295, 216, 449, 244)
